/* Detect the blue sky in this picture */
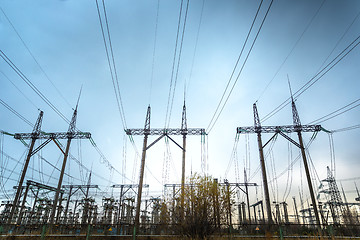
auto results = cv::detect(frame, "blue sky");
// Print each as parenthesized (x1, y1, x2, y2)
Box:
(1, 0, 360, 213)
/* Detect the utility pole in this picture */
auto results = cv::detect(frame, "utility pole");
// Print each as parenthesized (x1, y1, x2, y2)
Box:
(254, 104, 272, 225)
(291, 98, 322, 231)
(8, 111, 43, 224)
(244, 169, 252, 224)
(237, 101, 323, 231)
(49, 105, 83, 225)
(293, 197, 300, 224)
(126, 104, 205, 239)
(181, 103, 187, 220)
(133, 105, 150, 239)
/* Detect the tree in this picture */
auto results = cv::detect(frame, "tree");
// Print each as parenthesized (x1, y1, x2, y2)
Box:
(165, 174, 234, 239)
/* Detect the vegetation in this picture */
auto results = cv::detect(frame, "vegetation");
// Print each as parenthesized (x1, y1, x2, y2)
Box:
(160, 174, 235, 239)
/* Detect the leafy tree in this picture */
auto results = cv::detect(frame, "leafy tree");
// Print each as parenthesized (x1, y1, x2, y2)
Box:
(164, 174, 235, 239)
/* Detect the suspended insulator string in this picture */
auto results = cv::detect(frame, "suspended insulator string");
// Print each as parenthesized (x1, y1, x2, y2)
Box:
(248, 133, 277, 182)
(283, 136, 294, 202)
(46, 154, 62, 185)
(122, 133, 127, 184)
(269, 131, 317, 183)
(1, 132, 82, 182)
(224, 133, 240, 178)
(328, 133, 336, 177)
(145, 165, 162, 185)
(89, 137, 133, 183)
(0, 135, 10, 199)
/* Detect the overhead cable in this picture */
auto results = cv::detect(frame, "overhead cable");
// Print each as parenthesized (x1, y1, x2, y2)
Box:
(95, 0, 128, 130)
(331, 124, 360, 133)
(208, 0, 264, 133)
(0, 50, 71, 124)
(0, 98, 34, 127)
(256, 0, 326, 102)
(308, 98, 360, 125)
(0, 7, 72, 108)
(164, 0, 189, 128)
(207, 0, 273, 133)
(149, 0, 160, 105)
(186, 0, 205, 97)
(261, 33, 360, 123)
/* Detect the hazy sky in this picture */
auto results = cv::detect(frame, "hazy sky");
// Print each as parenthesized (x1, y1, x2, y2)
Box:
(1, 0, 359, 211)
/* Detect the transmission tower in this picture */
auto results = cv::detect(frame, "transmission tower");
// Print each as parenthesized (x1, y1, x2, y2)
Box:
(237, 100, 323, 231)
(125, 103, 205, 238)
(320, 166, 344, 224)
(7, 108, 91, 225)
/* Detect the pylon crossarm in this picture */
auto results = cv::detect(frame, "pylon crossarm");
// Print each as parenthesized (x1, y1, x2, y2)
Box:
(125, 128, 205, 136)
(14, 180, 64, 193)
(14, 131, 91, 139)
(237, 125, 321, 134)
(112, 184, 149, 188)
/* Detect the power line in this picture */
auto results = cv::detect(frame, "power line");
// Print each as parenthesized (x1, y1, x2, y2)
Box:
(0, 98, 34, 127)
(315, 8, 360, 74)
(186, 0, 205, 99)
(95, 0, 128, 130)
(261, 33, 360, 123)
(0, 7, 72, 108)
(167, 0, 190, 128)
(256, 0, 326, 102)
(331, 124, 360, 133)
(164, 0, 187, 128)
(149, 0, 160, 105)
(1, 50, 126, 187)
(207, 0, 274, 133)
(0, 50, 71, 124)
(0, 70, 38, 110)
(0, 149, 65, 183)
(308, 98, 360, 125)
(207, 0, 264, 133)
(89, 137, 134, 183)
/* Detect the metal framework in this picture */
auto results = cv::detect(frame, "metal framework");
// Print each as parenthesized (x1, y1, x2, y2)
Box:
(14, 132, 91, 140)
(7, 108, 91, 227)
(237, 125, 321, 134)
(125, 128, 205, 136)
(237, 101, 323, 230)
(128, 104, 205, 239)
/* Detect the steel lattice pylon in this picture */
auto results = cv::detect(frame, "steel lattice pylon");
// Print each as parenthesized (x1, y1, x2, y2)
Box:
(321, 166, 344, 224)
